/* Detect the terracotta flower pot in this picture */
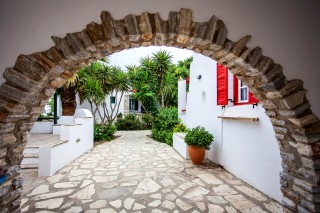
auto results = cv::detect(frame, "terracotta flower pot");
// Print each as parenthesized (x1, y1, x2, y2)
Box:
(188, 145, 205, 165)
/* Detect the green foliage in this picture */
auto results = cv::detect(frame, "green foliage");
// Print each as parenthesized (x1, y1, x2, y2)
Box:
(173, 123, 188, 133)
(75, 61, 130, 123)
(117, 112, 123, 119)
(153, 107, 178, 131)
(36, 114, 54, 121)
(115, 114, 153, 130)
(141, 113, 153, 129)
(163, 57, 193, 107)
(173, 57, 193, 79)
(184, 126, 214, 150)
(94, 123, 117, 141)
(127, 63, 158, 115)
(62, 51, 192, 123)
(151, 107, 178, 146)
(151, 129, 173, 146)
(81, 77, 104, 105)
(115, 114, 142, 130)
(151, 50, 173, 108)
(48, 95, 54, 114)
(127, 52, 192, 110)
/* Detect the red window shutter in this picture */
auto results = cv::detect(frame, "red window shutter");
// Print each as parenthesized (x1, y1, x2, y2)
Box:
(248, 91, 259, 104)
(233, 75, 239, 105)
(217, 63, 228, 105)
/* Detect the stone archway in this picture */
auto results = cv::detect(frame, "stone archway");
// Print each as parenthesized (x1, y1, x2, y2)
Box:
(0, 8, 319, 212)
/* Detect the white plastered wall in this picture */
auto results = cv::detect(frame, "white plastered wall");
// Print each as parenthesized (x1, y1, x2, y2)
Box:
(76, 92, 125, 123)
(180, 53, 283, 202)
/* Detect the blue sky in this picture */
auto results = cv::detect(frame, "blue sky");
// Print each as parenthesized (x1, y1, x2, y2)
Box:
(108, 46, 193, 71)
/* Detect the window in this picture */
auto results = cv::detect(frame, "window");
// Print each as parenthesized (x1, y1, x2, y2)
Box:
(129, 99, 139, 111)
(238, 79, 249, 102)
(233, 76, 259, 105)
(110, 96, 116, 104)
(216, 63, 259, 106)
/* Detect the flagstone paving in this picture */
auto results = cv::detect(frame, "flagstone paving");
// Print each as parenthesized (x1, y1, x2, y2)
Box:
(21, 130, 283, 212)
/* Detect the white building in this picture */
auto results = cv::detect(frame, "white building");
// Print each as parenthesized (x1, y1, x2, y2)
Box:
(76, 92, 125, 122)
(178, 53, 283, 202)
(76, 92, 144, 123)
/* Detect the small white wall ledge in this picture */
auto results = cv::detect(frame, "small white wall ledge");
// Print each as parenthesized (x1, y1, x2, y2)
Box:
(217, 116, 259, 122)
(173, 133, 208, 160)
(173, 133, 189, 159)
(218, 105, 260, 122)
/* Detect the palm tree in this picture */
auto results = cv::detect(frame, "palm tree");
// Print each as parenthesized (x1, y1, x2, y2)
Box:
(127, 64, 158, 115)
(59, 57, 109, 116)
(102, 66, 130, 123)
(162, 72, 177, 107)
(60, 85, 77, 116)
(151, 50, 173, 108)
(80, 77, 104, 121)
(59, 72, 79, 116)
(173, 57, 193, 79)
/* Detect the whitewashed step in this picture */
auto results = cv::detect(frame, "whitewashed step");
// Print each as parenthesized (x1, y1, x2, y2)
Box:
(19, 168, 38, 173)
(21, 164, 38, 169)
(21, 157, 39, 165)
(23, 153, 39, 158)
(23, 147, 39, 155)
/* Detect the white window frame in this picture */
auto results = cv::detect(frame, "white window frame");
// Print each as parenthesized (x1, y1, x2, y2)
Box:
(238, 79, 249, 103)
(129, 99, 136, 111)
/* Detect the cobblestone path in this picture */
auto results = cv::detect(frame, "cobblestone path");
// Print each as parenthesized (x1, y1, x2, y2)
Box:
(21, 130, 283, 212)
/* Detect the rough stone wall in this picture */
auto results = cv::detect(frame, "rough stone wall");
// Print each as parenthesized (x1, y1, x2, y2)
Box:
(123, 93, 130, 116)
(0, 8, 319, 212)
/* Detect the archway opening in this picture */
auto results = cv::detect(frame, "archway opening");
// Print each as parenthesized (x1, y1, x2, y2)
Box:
(0, 8, 319, 212)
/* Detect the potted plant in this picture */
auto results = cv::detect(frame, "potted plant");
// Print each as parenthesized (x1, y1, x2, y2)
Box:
(184, 126, 214, 164)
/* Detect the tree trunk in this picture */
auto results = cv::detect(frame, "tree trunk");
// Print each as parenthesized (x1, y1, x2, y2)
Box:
(114, 91, 124, 121)
(140, 103, 150, 115)
(161, 91, 164, 108)
(60, 86, 77, 116)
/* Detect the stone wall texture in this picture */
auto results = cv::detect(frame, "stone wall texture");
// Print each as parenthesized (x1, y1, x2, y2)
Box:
(0, 8, 319, 212)
(123, 93, 130, 116)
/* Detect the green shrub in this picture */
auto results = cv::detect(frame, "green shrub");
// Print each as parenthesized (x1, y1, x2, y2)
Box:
(153, 107, 178, 131)
(184, 126, 214, 150)
(151, 129, 173, 146)
(141, 114, 153, 129)
(151, 107, 178, 146)
(94, 123, 116, 141)
(173, 123, 188, 133)
(115, 114, 142, 130)
(115, 113, 154, 130)
(117, 112, 123, 119)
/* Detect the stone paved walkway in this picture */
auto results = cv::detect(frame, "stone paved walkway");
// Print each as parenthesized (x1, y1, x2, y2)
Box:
(21, 131, 283, 213)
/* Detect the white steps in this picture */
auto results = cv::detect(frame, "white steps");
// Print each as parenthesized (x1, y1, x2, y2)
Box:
(21, 147, 39, 170)
(20, 164, 38, 170)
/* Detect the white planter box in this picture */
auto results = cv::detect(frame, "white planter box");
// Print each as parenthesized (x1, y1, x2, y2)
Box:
(173, 133, 190, 159)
